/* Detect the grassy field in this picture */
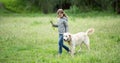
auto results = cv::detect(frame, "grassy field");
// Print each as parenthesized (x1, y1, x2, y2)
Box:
(0, 14, 120, 63)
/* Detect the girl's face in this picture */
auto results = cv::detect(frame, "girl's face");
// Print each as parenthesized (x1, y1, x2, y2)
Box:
(58, 12, 63, 18)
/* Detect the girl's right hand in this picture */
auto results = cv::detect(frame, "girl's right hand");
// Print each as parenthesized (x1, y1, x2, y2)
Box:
(50, 21, 54, 26)
(50, 21, 53, 24)
(50, 21, 54, 25)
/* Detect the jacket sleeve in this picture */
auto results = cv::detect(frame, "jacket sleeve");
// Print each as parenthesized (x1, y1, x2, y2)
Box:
(52, 23, 58, 27)
(63, 20, 69, 32)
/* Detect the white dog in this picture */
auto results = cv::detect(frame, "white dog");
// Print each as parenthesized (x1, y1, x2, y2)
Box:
(63, 28, 94, 56)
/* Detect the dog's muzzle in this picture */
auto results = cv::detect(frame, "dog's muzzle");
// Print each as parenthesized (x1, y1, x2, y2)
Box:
(63, 39, 68, 42)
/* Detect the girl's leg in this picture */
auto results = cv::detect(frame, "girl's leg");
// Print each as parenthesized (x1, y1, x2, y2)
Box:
(62, 45, 70, 52)
(58, 34, 63, 54)
(60, 34, 70, 52)
(58, 34, 70, 54)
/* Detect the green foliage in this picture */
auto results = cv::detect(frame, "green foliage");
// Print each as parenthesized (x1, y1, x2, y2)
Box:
(0, 0, 41, 13)
(0, 0, 118, 13)
(65, 5, 79, 14)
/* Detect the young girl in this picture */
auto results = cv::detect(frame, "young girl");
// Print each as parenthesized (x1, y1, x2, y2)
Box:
(50, 9, 70, 56)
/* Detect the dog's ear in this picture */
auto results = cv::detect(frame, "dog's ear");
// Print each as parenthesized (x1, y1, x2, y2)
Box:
(69, 34, 71, 38)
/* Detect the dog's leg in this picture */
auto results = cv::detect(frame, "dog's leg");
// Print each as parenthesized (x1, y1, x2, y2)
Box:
(70, 45, 75, 56)
(78, 43, 82, 52)
(84, 37, 90, 51)
(78, 47, 81, 52)
(85, 41, 90, 51)
(86, 43, 90, 51)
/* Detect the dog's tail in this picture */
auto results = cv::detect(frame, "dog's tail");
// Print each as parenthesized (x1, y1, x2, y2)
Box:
(86, 28, 94, 35)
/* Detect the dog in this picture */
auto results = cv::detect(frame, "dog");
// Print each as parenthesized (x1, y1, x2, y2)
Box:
(63, 28, 94, 56)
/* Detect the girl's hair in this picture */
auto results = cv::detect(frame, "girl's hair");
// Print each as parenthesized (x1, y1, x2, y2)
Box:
(57, 9, 67, 18)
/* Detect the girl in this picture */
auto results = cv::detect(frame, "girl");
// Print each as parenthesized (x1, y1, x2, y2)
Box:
(50, 9, 70, 56)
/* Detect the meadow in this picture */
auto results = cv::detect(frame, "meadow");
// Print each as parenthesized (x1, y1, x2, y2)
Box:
(0, 13, 120, 63)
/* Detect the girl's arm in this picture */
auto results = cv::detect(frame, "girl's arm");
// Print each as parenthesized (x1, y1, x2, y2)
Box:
(50, 21, 58, 27)
(63, 21, 68, 32)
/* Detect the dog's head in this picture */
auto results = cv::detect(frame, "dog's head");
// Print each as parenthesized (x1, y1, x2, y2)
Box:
(63, 32, 71, 42)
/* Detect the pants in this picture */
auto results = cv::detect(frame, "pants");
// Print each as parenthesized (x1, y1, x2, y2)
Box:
(58, 34, 69, 54)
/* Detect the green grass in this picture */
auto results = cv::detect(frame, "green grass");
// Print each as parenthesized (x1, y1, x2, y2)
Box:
(0, 14, 120, 63)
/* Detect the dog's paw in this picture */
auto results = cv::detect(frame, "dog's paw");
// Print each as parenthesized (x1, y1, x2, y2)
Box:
(78, 50, 81, 53)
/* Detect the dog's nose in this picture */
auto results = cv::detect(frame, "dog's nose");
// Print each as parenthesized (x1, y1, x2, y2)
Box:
(63, 39, 66, 41)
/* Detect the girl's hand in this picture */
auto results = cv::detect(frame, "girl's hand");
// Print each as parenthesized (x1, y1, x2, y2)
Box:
(50, 21, 53, 24)
(50, 21, 54, 26)
(50, 21, 55, 30)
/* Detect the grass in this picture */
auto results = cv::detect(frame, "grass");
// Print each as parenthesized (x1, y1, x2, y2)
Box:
(0, 13, 120, 63)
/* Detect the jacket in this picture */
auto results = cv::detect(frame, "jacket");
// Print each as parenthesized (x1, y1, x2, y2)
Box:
(53, 17, 68, 34)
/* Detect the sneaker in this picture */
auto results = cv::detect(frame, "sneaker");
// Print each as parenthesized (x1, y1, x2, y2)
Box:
(57, 54, 61, 57)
